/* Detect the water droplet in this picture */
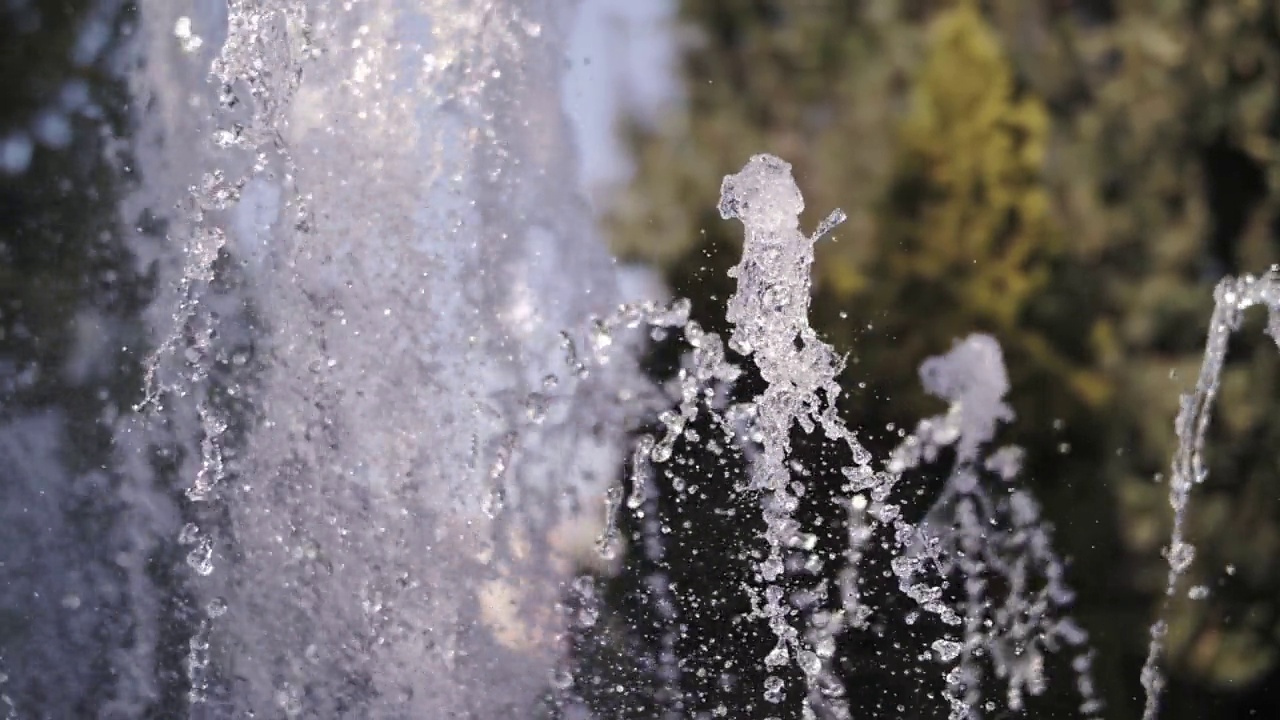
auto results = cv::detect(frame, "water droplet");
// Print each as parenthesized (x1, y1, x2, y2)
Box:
(760, 556, 784, 582)
(179, 522, 201, 545)
(186, 537, 215, 576)
(764, 645, 788, 668)
(173, 16, 204, 53)
(932, 639, 962, 662)
(480, 487, 505, 519)
(207, 597, 228, 617)
(797, 650, 821, 676)
(1168, 541, 1195, 572)
(763, 675, 785, 703)
(524, 392, 549, 424)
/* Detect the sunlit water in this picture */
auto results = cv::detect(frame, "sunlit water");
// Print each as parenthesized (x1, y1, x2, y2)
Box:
(126, 1, 665, 717)
(3, 2, 1279, 719)
(10, 0, 650, 717)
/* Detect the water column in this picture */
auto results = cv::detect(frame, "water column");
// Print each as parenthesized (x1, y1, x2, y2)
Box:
(126, 0, 634, 715)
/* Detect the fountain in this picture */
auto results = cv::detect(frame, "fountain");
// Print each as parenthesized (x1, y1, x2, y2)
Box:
(559, 156, 1100, 720)
(118, 0, 649, 716)
(2, 2, 1278, 718)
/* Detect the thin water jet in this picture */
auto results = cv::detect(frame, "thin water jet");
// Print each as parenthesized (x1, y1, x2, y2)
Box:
(1140, 270, 1280, 720)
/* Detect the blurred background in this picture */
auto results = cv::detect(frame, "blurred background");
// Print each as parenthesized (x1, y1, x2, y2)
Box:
(4, 1, 1280, 719)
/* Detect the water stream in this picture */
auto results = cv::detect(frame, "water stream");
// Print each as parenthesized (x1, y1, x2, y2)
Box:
(2, 2, 1277, 719)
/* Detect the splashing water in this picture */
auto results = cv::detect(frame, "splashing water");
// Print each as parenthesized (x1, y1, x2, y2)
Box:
(2, 0, 1267, 714)
(114, 0, 650, 716)
(585, 155, 1098, 718)
(890, 336, 1101, 719)
(1140, 270, 1280, 720)
(712, 159, 1280, 720)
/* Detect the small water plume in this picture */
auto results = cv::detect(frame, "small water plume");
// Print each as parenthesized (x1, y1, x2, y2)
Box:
(889, 335, 1101, 720)
(578, 154, 1103, 719)
(715, 155, 869, 717)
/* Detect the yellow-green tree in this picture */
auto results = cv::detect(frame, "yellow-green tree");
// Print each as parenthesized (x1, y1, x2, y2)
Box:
(848, 3, 1109, 419)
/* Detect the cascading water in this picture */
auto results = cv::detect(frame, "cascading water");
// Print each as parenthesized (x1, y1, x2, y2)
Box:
(115, 0, 650, 716)
(3, 1, 1276, 718)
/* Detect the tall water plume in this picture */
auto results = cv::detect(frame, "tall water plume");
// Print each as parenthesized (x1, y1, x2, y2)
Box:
(116, 0, 644, 716)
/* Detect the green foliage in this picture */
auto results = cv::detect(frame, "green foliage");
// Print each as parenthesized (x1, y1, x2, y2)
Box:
(888, 3, 1052, 328)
